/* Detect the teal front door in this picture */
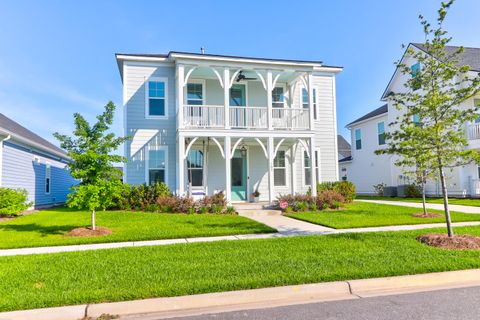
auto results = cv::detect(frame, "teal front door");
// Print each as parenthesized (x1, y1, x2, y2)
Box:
(230, 84, 246, 128)
(231, 150, 247, 201)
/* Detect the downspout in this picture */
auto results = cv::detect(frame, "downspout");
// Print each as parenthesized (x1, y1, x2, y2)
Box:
(0, 134, 11, 187)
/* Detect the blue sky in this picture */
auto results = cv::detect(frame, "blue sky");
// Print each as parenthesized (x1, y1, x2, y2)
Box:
(0, 0, 479, 147)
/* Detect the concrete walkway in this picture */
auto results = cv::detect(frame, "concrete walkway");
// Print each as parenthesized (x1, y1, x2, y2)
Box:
(357, 199, 480, 214)
(237, 209, 335, 234)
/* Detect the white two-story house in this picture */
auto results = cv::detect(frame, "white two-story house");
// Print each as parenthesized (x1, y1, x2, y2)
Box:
(343, 43, 480, 197)
(116, 51, 342, 203)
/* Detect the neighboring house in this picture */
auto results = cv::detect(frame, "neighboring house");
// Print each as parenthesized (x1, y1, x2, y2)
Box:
(337, 134, 351, 181)
(116, 51, 342, 203)
(0, 114, 77, 207)
(344, 43, 480, 196)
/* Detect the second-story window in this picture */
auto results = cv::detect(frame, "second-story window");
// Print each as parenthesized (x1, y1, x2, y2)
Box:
(302, 88, 309, 109)
(273, 150, 286, 186)
(411, 63, 421, 90)
(187, 83, 204, 105)
(355, 128, 362, 150)
(272, 87, 284, 119)
(313, 88, 317, 120)
(45, 163, 51, 194)
(147, 79, 167, 117)
(377, 122, 385, 145)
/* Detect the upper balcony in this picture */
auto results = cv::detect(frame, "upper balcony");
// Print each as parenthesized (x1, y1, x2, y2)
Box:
(176, 64, 318, 132)
(183, 105, 310, 130)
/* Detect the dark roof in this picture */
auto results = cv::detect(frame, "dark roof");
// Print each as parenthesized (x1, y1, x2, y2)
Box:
(339, 156, 352, 163)
(412, 43, 480, 72)
(0, 113, 67, 157)
(337, 135, 351, 158)
(346, 104, 388, 127)
(116, 51, 344, 68)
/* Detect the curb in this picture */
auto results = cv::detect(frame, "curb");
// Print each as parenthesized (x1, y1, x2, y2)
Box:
(1, 269, 480, 320)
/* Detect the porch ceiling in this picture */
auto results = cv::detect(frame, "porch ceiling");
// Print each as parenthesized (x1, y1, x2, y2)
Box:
(188, 66, 302, 84)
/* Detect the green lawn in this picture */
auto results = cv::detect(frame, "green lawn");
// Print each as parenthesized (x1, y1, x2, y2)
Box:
(0, 208, 275, 249)
(286, 202, 480, 229)
(2, 225, 480, 311)
(357, 195, 480, 207)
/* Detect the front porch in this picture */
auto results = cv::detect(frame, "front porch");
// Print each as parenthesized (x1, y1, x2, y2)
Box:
(177, 133, 319, 203)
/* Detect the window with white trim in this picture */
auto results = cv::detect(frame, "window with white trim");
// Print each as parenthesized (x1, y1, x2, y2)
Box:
(45, 163, 51, 194)
(273, 150, 286, 186)
(304, 150, 320, 186)
(148, 147, 167, 185)
(147, 79, 167, 117)
(377, 122, 385, 145)
(302, 88, 309, 109)
(187, 149, 203, 187)
(186, 83, 204, 105)
(272, 87, 285, 119)
(474, 99, 480, 123)
(355, 128, 362, 150)
(313, 88, 317, 120)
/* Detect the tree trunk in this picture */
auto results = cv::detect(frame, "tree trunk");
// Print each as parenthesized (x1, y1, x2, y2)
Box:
(91, 209, 96, 231)
(438, 166, 453, 237)
(422, 178, 427, 217)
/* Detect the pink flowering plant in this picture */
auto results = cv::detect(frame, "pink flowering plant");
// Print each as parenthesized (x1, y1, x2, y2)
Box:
(279, 200, 289, 210)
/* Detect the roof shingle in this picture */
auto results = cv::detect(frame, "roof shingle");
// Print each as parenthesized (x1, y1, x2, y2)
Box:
(346, 104, 388, 127)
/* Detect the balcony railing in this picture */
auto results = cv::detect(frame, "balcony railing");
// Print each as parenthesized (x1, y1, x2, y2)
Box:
(272, 108, 310, 130)
(230, 106, 267, 129)
(468, 123, 480, 140)
(182, 105, 311, 130)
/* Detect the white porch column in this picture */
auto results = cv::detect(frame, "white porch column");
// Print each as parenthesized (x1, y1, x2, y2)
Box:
(224, 136, 232, 202)
(307, 72, 314, 130)
(309, 137, 317, 195)
(267, 136, 274, 203)
(176, 64, 185, 129)
(266, 70, 273, 130)
(223, 68, 230, 129)
(177, 134, 185, 196)
(290, 144, 296, 195)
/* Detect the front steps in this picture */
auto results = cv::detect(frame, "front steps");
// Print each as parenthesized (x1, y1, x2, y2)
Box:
(232, 202, 270, 211)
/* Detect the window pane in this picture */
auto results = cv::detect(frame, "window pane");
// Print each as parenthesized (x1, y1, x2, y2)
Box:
(274, 151, 285, 167)
(302, 88, 308, 108)
(230, 85, 245, 106)
(274, 168, 286, 186)
(356, 139, 362, 150)
(149, 169, 165, 184)
(149, 98, 165, 116)
(304, 151, 311, 168)
(355, 129, 361, 140)
(272, 87, 284, 105)
(187, 150, 203, 169)
(149, 150, 165, 169)
(313, 88, 317, 120)
(149, 81, 165, 98)
(188, 169, 203, 186)
(305, 168, 311, 185)
(187, 83, 203, 105)
(377, 122, 384, 134)
(231, 158, 243, 186)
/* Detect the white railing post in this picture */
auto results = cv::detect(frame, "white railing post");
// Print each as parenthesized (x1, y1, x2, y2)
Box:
(177, 64, 185, 129)
(307, 72, 314, 130)
(223, 68, 230, 129)
(267, 70, 273, 130)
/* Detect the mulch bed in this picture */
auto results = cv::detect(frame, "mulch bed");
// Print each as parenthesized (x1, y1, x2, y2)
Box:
(412, 212, 443, 218)
(417, 233, 480, 250)
(66, 227, 112, 237)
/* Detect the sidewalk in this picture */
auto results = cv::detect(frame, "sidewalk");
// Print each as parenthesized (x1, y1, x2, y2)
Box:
(357, 199, 480, 214)
(2, 269, 479, 320)
(2, 220, 480, 257)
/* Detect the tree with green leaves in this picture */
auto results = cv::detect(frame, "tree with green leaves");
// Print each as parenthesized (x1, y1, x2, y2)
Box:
(377, 0, 480, 237)
(54, 101, 129, 230)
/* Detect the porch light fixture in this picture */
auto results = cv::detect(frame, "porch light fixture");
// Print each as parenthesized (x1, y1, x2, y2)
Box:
(240, 144, 247, 157)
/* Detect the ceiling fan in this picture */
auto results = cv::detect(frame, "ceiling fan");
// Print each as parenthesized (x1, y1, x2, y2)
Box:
(236, 70, 257, 82)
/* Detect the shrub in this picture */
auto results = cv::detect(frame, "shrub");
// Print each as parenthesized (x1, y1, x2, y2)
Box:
(316, 181, 356, 202)
(210, 204, 224, 214)
(156, 196, 177, 213)
(0, 187, 31, 216)
(373, 183, 386, 196)
(225, 206, 236, 215)
(405, 184, 421, 198)
(199, 206, 209, 214)
(317, 190, 345, 209)
(295, 201, 308, 212)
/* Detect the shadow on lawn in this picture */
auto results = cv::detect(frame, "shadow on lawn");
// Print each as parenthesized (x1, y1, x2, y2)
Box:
(0, 223, 83, 237)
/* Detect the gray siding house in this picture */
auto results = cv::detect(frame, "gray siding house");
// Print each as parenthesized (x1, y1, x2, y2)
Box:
(0, 113, 77, 208)
(116, 51, 342, 203)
